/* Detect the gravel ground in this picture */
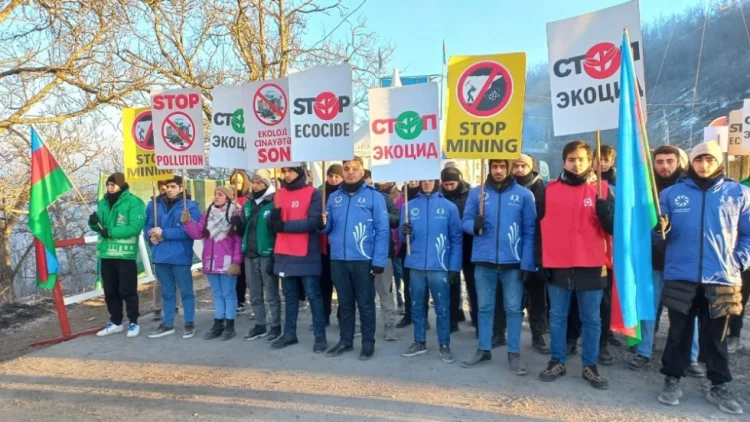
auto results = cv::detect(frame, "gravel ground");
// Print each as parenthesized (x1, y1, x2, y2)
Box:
(0, 278, 748, 421)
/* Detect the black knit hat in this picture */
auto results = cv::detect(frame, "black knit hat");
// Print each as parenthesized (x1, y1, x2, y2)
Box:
(441, 167, 463, 183)
(327, 164, 344, 177)
(106, 172, 127, 190)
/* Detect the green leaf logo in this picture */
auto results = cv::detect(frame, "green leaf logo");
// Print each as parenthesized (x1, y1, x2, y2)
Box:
(394, 111, 422, 140)
(231, 108, 245, 134)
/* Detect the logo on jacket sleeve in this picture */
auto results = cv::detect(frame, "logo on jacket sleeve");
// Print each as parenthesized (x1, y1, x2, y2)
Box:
(435, 233, 448, 271)
(508, 222, 521, 261)
(353, 222, 372, 259)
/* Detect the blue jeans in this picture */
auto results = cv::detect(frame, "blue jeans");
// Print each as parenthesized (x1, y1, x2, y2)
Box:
(282, 276, 326, 339)
(392, 257, 404, 306)
(410, 269, 451, 346)
(549, 283, 603, 366)
(475, 266, 521, 351)
(206, 274, 238, 320)
(639, 271, 700, 361)
(155, 264, 195, 326)
(331, 260, 376, 346)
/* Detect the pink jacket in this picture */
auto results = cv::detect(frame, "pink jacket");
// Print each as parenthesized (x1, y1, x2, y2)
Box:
(183, 212, 243, 275)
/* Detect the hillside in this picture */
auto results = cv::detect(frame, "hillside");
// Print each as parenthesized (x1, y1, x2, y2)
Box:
(522, 1, 750, 174)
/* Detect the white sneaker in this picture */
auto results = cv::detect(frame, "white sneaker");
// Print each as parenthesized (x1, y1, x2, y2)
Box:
(97, 322, 124, 337)
(127, 323, 140, 338)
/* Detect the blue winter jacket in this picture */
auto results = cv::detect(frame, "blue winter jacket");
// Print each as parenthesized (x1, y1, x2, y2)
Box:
(144, 195, 201, 266)
(655, 176, 750, 286)
(321, 182, 390, 268)
(462, 180, 536, 271)
(400, 192, 463, 272)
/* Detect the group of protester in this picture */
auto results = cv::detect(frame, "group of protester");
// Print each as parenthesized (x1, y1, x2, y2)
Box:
(88, 139, 750, 415)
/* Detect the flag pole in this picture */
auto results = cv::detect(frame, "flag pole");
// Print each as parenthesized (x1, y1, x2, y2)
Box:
(625, 29, 662, 219)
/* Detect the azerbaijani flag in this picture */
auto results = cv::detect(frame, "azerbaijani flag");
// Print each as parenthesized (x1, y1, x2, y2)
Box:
(29, 128, 72, 289)
(611, 30, 658, 341)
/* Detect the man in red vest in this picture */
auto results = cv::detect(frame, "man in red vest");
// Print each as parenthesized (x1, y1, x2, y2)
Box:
(267, 165, 327, 353)
(537, 141, 614, 390)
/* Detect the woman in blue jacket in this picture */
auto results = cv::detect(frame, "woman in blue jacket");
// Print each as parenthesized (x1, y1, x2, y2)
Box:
(399, 180, 462, 363)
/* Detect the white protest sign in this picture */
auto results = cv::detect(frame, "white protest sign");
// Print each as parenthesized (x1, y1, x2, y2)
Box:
(369, 83, 441, 183)
(704, 126, 729, 153)
(245, 77, 297, 169)
(743, 99, 750, 153)
(728, 110, 747, 156)
(289, 64, 354, 161)
(152, 89, 205, 169)
(209, 85, 248, 169)
(547, 0, 646, 136)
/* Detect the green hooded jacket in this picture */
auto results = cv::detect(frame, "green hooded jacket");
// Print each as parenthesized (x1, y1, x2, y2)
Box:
(241, 191, 276, 257)
(89, 189, 146, 260)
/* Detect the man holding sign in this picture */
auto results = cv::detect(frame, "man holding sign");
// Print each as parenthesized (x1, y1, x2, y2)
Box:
(320, 157, 390, 361)
(460, 159, 536, 376)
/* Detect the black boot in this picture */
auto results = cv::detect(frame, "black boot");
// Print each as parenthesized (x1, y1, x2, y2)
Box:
(220, 319, 236, 341)
(204, 319, 224, 340)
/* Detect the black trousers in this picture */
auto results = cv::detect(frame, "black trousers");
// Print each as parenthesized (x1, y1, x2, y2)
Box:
(450, 280, 464, 323)
(524, 272, 548, 337)
(463, 260, 478, 326)
(320, 253, 334, 324)
(101, 259, 139, 325)
(236, 261, 247, 306)
(567, 276, 611, 345)
(661, 286, 731, 385)
(728, 271, 750, 338)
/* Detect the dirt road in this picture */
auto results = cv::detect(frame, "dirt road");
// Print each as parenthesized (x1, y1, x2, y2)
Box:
(0, 283, 747, 421)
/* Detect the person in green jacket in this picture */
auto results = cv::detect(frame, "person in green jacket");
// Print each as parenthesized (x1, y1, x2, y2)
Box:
(88, 173, 146, 338)
(231, 170, 281, 342)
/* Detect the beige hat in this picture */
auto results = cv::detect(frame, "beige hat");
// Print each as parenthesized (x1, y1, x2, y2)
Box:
(215, 185, 235, 200)
(251, 169, 273, 188)
(689, 141, 723, 166)
(676, 147, 689, 169)
(514, 154, 534, 169)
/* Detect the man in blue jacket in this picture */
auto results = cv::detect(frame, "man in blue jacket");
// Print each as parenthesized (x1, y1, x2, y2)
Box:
(655, 141, 748, 415)
(460, 159, 536, 376)
(144, 176, 201, 339)
(399, 180, 462, 363)
(320, 156, 390, 360)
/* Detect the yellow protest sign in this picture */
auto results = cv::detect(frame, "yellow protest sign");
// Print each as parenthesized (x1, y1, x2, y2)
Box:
(444, 53, 526, 159)
(123, 107, 173, 182)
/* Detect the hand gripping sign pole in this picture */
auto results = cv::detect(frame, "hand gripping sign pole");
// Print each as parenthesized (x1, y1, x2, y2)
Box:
(478, 159, 486, 235)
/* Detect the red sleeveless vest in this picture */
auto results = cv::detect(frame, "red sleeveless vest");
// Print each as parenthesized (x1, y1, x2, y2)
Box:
(541, 180, 610, 268)
(274, 186, 315, 257)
